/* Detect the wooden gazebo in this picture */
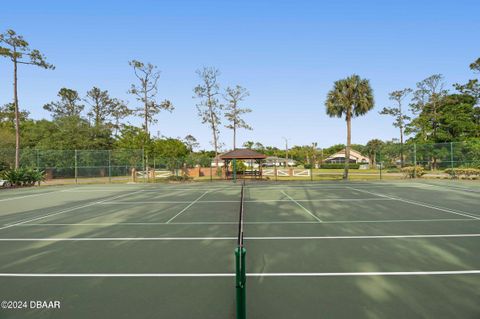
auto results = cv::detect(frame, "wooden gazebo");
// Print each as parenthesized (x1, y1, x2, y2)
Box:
(219, 149, 267, 180)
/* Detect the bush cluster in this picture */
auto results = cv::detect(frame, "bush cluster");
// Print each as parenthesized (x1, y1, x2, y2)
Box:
(401, 166, 425, 178)
(444, 168, 480, 179)
(1, 168, 46, 187)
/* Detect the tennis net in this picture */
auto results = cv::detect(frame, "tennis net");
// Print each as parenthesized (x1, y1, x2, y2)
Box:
(235, 180, 246, 319)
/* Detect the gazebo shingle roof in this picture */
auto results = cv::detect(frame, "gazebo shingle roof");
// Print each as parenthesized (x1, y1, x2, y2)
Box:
(219, 148, 267, 160)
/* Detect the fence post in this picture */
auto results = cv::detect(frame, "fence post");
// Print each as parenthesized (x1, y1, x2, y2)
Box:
(210, 160, 213, 182)
(142, 148, 146, 184)
(108, 150, 112, 183)
(379, 150, 382, 180)
(233, 159, 237, 183)
(413, 143, 417, 178)
(74, 149, 78, 184)
(450, 142, 454, 169)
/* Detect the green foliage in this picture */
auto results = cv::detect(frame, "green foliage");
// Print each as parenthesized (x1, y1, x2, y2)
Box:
(401, 166, 425, 178)
(1, 168, 45, 187)
(166, 175, 192, 182)
(444, 168, 480, 179)
(43, 88, 84, 119)
(320, 163, 361, 169)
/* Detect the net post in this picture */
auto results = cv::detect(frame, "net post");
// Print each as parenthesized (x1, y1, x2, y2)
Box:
(235, 247, 247, 319)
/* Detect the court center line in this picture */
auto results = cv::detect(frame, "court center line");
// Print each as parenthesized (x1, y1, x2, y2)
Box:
(13, 218, 475, 227)
(1, 270, 479, 277)
(348, 187, 480, 220)
(165, 191, 211, 224)
(280, 191, 323, 222)
(0, 190, 145, 231)
(2, 233, 479, 241)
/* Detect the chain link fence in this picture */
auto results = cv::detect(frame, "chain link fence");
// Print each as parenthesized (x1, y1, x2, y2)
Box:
(0, 141, 478, 184)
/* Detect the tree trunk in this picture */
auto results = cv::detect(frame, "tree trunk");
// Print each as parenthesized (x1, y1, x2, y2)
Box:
(13, 58, 20, 169)
(144, 90, 149, 135)
(233, 124, 236, 150)
(344, 110, 351, 180)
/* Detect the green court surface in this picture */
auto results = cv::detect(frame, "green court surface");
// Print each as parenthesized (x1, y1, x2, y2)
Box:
(0, 181, 479, 318)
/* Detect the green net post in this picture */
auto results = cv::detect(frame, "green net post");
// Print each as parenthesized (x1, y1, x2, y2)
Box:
(235, 247, 246, 319)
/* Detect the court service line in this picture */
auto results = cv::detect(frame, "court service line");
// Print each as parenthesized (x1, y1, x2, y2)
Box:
(2, 233, 479, 241)
(98, 198, 393, 205)
(15, 218, 475, 227)
(165, 191, 211, 224)
(416, 182, 480, 194)
(0, 189, 68, 202)
(0, 190, 145, 231)
(1, 270, 479, 278)
(348, 187, 480, 220)
(281, 191, 323, 222)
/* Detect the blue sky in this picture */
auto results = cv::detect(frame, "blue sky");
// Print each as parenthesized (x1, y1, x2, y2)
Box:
(1, 0, 479, 150)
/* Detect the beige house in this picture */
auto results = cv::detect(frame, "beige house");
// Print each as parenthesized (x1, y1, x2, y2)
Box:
(324, 149, 369, 164)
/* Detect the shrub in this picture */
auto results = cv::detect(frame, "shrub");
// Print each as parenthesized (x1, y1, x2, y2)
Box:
(401, 166, 425, 178)
(304, 164, 313, 169)
(166, 175, 192, 182)
(1, 168, 45, 187)
(444, 168, 480, 179)
(320, 163, 361, 169)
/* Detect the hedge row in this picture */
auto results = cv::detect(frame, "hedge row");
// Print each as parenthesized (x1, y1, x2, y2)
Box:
(444, 168, 480, 179)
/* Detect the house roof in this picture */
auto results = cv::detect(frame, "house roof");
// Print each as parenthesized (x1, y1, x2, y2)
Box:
(219, 148, 267, 160)
(325, 149, 369, 161)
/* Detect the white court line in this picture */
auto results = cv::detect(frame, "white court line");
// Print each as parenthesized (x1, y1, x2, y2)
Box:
(0, 189, 67, 202)
(15, 218, 475, 227)
(281, 191, 323, 222)
(0, 270, 479, 277)
(98, 198, 393, 205)
(2, 233, 479, 241)
(165, 191, 211, 224)
(417, 182, 480, 194)
(0, 190, 145, 231)
(348, 187, 480, 220)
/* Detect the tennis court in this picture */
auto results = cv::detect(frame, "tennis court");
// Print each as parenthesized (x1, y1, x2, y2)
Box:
(0, 180, 479, 318)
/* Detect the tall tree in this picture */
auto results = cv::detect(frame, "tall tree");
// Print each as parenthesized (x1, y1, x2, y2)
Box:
(84, 87, 130, 130)
(407, 74, 448, 142)
(0, 103, 29, 130)
(379, 88, 412, 167)
(454, 57, 480, 106)
(0, 29, 54, 168)
(194, 67, 223, 159)
(325, 74, 374, 179)
(128, 60, 174, 135)
(223, 85, 252, 149)
(183, 134, 200, 152)
(43, 88, 84, 119)
(365, 139, 384, 167)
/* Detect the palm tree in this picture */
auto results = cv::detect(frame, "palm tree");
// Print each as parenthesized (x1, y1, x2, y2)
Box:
(325, 74, 374, 179)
